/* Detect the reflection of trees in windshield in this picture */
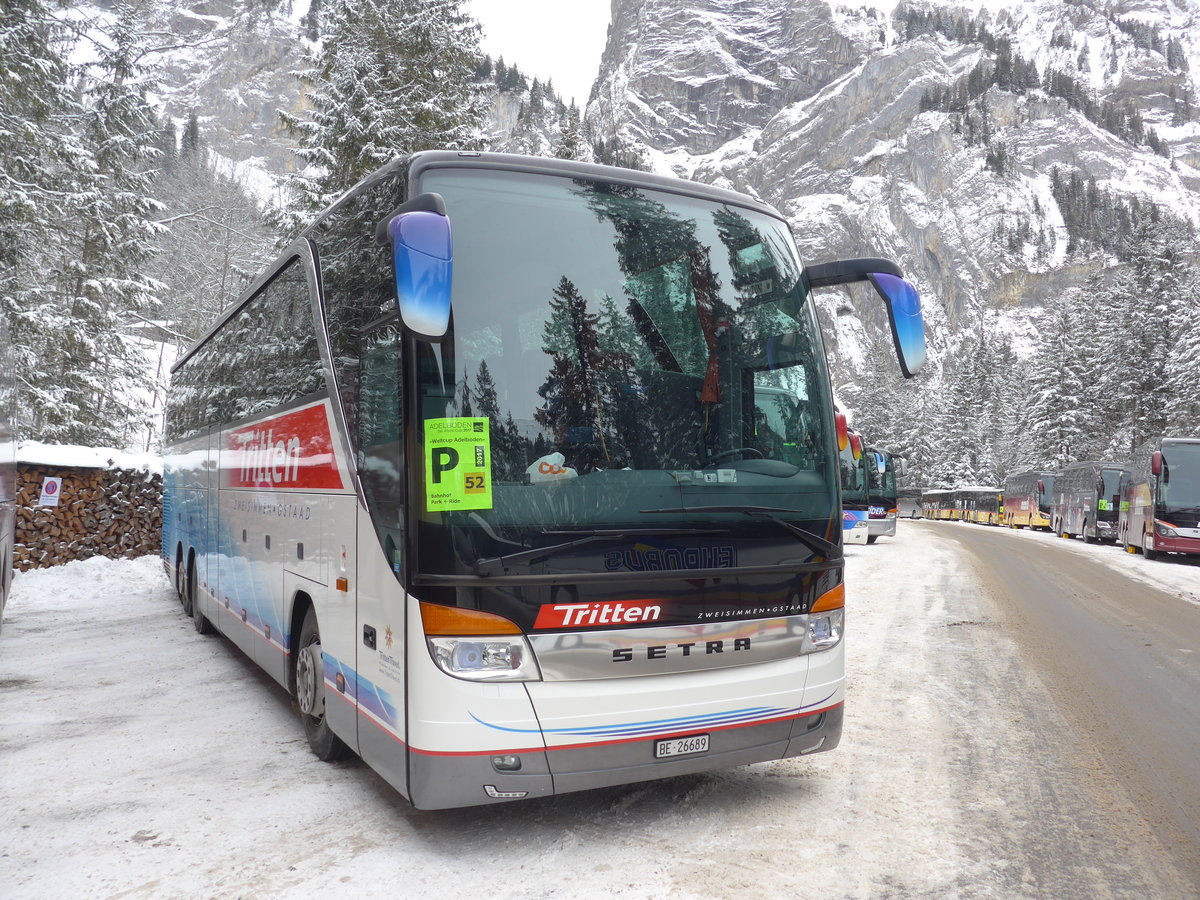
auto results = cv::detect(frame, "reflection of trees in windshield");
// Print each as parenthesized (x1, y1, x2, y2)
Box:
(1162, 444, 1200, 511)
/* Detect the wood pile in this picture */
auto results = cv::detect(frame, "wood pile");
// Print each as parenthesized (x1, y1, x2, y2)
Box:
(14, 463, 162, 571)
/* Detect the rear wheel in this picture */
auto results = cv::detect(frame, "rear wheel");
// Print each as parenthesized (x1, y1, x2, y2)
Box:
(296, 606, 350, 761)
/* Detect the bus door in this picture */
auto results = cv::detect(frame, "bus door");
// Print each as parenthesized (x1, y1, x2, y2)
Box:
(351, 315, 408, 783)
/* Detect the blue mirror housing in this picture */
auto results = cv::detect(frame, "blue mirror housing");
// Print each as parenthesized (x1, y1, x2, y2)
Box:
(867, 272, 926, 378)
(805, 257, 927, 379)
(386, 200, 452, 340)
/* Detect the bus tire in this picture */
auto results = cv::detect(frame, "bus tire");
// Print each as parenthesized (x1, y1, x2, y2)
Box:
(296, 606, 350, 762)
(1144, 531, 1159, 561)
(190, 565, 213, 636)
(181, 554, 194, 618)
(866, 535, 878, 545)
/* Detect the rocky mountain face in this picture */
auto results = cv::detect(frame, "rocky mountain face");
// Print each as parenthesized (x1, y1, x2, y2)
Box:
(585, 0, 1200, 370)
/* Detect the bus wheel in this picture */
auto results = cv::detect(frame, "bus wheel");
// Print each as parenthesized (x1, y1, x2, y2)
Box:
(296, 607, 350, 761)
(866, 535, 878, 545)
(1143, 531, 1159, 561)
(181, 558, 194, 617)
(190, 566, 213, 635)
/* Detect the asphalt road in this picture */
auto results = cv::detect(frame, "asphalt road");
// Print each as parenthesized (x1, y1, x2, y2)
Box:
(924, 520, 1200, 894)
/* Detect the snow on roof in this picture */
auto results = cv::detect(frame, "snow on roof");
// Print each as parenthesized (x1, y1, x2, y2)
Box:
(17, 442, 163, 475)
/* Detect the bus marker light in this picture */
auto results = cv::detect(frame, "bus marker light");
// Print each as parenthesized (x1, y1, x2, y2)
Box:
(336, 577, 349, 592)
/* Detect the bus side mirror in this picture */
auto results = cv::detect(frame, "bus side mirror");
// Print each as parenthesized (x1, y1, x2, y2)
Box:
(867, 272, 927, 378)
(835, 412, 849, 452)
(805, 258, 927, 378)
(1151, 451, 1163, 478)
(897, 458, 909, 477)
(379, 193, 452, 340)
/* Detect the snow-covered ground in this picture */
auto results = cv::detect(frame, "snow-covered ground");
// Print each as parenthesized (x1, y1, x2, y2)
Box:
(1, 525, 1195, 898)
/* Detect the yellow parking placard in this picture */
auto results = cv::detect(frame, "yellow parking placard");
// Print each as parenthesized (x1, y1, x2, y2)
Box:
(424, 417, 492, 511)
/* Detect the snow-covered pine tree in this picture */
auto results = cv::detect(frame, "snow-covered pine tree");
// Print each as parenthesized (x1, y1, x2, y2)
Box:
(6, 1, 164, 448)
(149, 115, 275, 344)
(280, 0, 489, 234)
(554, 104, 592, 161)
(1024, 297, 1091, 470)
(1163, 242, 1200, 435)
(47, 2, 165, 447)
(1, 0, 88, 437)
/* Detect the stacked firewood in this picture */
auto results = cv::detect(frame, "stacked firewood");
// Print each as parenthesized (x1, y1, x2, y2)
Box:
(13, 464, 162, 571)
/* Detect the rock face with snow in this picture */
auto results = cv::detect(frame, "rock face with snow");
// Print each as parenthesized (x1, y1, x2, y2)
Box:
(586, 0, 1200, 359)
(590, 0, 874, 156)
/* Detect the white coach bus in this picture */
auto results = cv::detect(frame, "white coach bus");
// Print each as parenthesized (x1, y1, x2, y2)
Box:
(162, 151, 925, 809)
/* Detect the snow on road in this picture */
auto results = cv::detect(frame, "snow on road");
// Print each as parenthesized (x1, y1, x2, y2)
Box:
(1, 525, 1195, 899)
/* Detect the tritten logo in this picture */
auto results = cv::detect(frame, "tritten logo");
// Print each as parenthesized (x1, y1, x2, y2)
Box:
(223, 402, 344, 490)
(534, 600, 664, 630)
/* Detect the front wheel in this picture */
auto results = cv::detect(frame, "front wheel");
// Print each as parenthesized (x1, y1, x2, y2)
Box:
(296, 606, 350, 761)
(1143, 530, 1160, 561)
(190, 565, 213, 635)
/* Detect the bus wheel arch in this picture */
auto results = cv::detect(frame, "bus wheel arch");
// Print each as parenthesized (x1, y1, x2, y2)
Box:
(293, 600, 350, 761)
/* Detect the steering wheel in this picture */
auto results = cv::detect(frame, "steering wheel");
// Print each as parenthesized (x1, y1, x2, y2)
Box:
(707, 447, 764, 464)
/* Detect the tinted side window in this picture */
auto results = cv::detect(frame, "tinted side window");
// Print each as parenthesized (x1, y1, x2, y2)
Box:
(168, 258, 324, 440)
(311, 170, 407, 442)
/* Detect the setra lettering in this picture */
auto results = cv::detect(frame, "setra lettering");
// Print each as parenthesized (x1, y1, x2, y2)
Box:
(612, 638, 752, 663)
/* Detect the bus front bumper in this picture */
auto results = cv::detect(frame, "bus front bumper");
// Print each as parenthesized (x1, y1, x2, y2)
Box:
(407, 702, 842, 810)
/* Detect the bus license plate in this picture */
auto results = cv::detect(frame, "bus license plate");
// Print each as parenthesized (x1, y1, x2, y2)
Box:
(655, 734, 709, 759)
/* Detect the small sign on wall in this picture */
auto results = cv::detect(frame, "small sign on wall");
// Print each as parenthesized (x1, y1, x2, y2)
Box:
(38, 477, 63, 507)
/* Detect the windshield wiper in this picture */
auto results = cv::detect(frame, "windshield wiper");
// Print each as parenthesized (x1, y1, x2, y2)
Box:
(473, 527, 724, 576)
(639, 505, 841, 560)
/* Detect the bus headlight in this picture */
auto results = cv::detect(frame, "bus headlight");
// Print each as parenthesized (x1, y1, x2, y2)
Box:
(428, 636, 540, 682)
(801, 584, 845, 654)
(1155, 522, 1179, 538)
(802, 609, 844, 653)
(420, 602, 541, 682)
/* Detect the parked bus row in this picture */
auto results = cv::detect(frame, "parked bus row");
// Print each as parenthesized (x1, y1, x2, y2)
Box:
(917, 437, 1200, 562)
(161, 151, 927, 809)
(837, 426, 904, 545)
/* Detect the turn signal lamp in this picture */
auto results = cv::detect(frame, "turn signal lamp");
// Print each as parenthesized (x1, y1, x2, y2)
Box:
(803, 583, 845, 654)
(810, 583, 845, 612)
(420, 602, 540, 683)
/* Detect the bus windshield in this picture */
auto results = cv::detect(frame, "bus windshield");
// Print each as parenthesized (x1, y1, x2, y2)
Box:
(867, 451, 895, 496)
(414, 168, 836, 577)
(1161, 442, 1200, 515)
(839, 442, 867, 505)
